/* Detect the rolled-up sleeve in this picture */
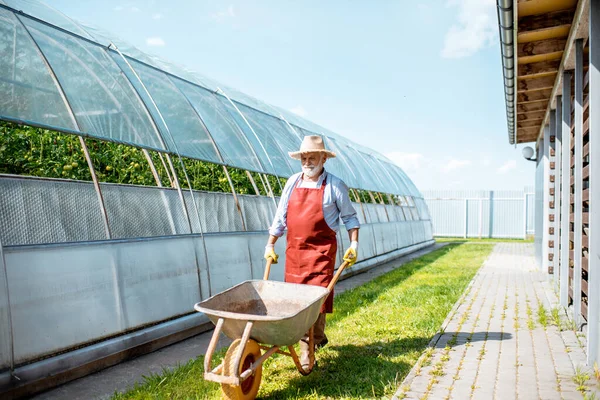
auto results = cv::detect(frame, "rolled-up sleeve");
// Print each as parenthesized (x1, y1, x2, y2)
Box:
(268, 174, 299, 237)
(268, 199, 287, 237)
(335, 180, 360, 231)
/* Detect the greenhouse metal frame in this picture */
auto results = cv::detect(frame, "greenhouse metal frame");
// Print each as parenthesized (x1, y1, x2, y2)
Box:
(0, 0, 434, 396)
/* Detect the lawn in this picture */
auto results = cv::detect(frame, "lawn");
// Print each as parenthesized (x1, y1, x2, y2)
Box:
(112, 243, 494, 400)
(435, 236, 534, 243)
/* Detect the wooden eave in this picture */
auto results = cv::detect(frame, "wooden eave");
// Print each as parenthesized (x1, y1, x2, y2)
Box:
(514, 0, 579, 143)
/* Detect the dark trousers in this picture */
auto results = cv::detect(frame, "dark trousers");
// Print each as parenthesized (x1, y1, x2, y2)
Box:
(299, 313, 327, 366)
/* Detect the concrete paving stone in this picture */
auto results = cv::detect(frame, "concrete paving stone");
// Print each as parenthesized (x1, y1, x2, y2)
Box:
(433, 372, 456, 390)
(471, 389, 495, 400)
(538, 389, 563, 400)
(397, 391, 422, 400)
(448, 381, 474, 400)
(427, 384, 451, 399)
(406, 375, 431, 394)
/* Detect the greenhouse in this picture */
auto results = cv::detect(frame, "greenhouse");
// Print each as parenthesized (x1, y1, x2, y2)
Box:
(0, 0, 433, 395)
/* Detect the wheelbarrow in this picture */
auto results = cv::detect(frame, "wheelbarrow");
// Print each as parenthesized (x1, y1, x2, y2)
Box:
(194, 258, 350, 400)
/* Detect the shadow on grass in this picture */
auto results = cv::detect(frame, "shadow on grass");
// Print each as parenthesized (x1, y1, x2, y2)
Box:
(329, 243, 461, 325)
(259, 331, 513, 399)
(260, 336, 428, 399)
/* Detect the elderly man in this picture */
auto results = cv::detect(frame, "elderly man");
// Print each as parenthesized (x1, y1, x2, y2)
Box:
(264, 135, 360, 369)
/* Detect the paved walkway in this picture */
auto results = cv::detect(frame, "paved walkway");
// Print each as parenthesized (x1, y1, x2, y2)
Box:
(394, 243, 599, 400)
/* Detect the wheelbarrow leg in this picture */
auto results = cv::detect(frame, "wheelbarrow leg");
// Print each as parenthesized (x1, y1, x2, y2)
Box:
(288, 326, 315, 376)
(204, 318, 225, 376)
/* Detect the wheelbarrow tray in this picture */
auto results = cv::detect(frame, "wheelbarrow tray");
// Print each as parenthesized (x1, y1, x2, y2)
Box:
(194, 280, 329, 346)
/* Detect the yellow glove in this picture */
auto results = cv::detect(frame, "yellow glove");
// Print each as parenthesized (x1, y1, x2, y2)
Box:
(343, 241, 358, 266)
(264, 244, 279, 264)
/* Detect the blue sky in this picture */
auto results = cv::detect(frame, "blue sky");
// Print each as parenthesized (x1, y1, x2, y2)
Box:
(46, 0, 536, 191)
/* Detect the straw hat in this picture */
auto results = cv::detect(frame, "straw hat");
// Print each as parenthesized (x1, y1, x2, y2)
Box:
(288, 135, 337, 160)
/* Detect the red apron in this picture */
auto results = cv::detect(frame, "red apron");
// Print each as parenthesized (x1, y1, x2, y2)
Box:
(285, 176, 337, 313)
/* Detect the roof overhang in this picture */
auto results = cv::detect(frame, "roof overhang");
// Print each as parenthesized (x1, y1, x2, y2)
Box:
(497, 0, 587, 145)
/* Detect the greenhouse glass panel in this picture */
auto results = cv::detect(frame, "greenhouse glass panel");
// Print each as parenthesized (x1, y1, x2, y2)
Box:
(218, 99, 295, 176)
(276, 106, 331, 140)
(171, 78, 263, 172)
(328, 137, 374, 192)
(234, 102, 301, 170)
(395, 165, 421, 196)
(219, 85, 282, 120)
(116, 57, 221, 163)
(0, 9, 75, 130)
(370, 155, 406, 194)
(21, 17, 164, 149)
(352, 150, 389, 193)
(327, 137, 363, 189)
(76, 21, 220, 95)
(3, 0, 94, 40)
(383, 161, 414, 196)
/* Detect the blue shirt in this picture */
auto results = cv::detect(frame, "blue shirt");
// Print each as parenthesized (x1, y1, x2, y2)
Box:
(269, 170, 360, 237)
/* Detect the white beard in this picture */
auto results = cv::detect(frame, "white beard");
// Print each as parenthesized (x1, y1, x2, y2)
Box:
(302, 160, 323, 178)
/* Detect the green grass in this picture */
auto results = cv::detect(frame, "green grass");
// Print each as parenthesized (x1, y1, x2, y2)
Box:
(435, 237, 534, 243)
(112, 243, 494, 400)
(537, 304, 548, 328)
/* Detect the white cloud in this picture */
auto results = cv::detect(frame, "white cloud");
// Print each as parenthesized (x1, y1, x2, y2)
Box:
(152, 13, 163, 20)
(497, 159, 517, 174)
(114, 5, 141, 12)
(386, 152, 426, 174)
(146, 37, 165, 47)
(212, 5, 236, 22)
(290, 105, 307, 117)
(441, 0, 497, 58)
(442, 159, 471, 172)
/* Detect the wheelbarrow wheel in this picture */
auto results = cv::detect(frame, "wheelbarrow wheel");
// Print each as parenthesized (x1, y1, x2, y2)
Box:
(222, 338, 262, 400)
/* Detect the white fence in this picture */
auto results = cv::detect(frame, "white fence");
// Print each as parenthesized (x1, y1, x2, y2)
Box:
(423, 188, 535, 239)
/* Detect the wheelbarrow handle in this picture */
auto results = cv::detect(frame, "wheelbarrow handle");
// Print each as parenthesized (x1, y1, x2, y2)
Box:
(264, 258, 349, 290)
(263, 257, 274, 280)
(327, 260, 350, 292)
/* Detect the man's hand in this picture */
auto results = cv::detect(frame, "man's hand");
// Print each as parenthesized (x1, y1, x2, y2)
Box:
(343, 241, 358, 266)
(264, 244, 279, 264)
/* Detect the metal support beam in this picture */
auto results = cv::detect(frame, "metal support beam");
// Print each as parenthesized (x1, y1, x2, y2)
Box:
(555, 96, 563, 286)
(109, 43, 210, 298)
(223, 165, 247, 231)
(78, 137, 112, 239)
(142, 149, 163, 187)
(171, 78, 249, 231)
(351, 189, 368, 223)
(573, 39, 584, 326)
(157, 152, 175, 187)
(257, 173, 270, 197)
(588, 0, 600, 365)
(16, 15, 114, 241)
(245, 171, 261, 196)
(217, 88, 282, 197)
(560, 72, 572, 307)
(0, 240, 15, 377)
